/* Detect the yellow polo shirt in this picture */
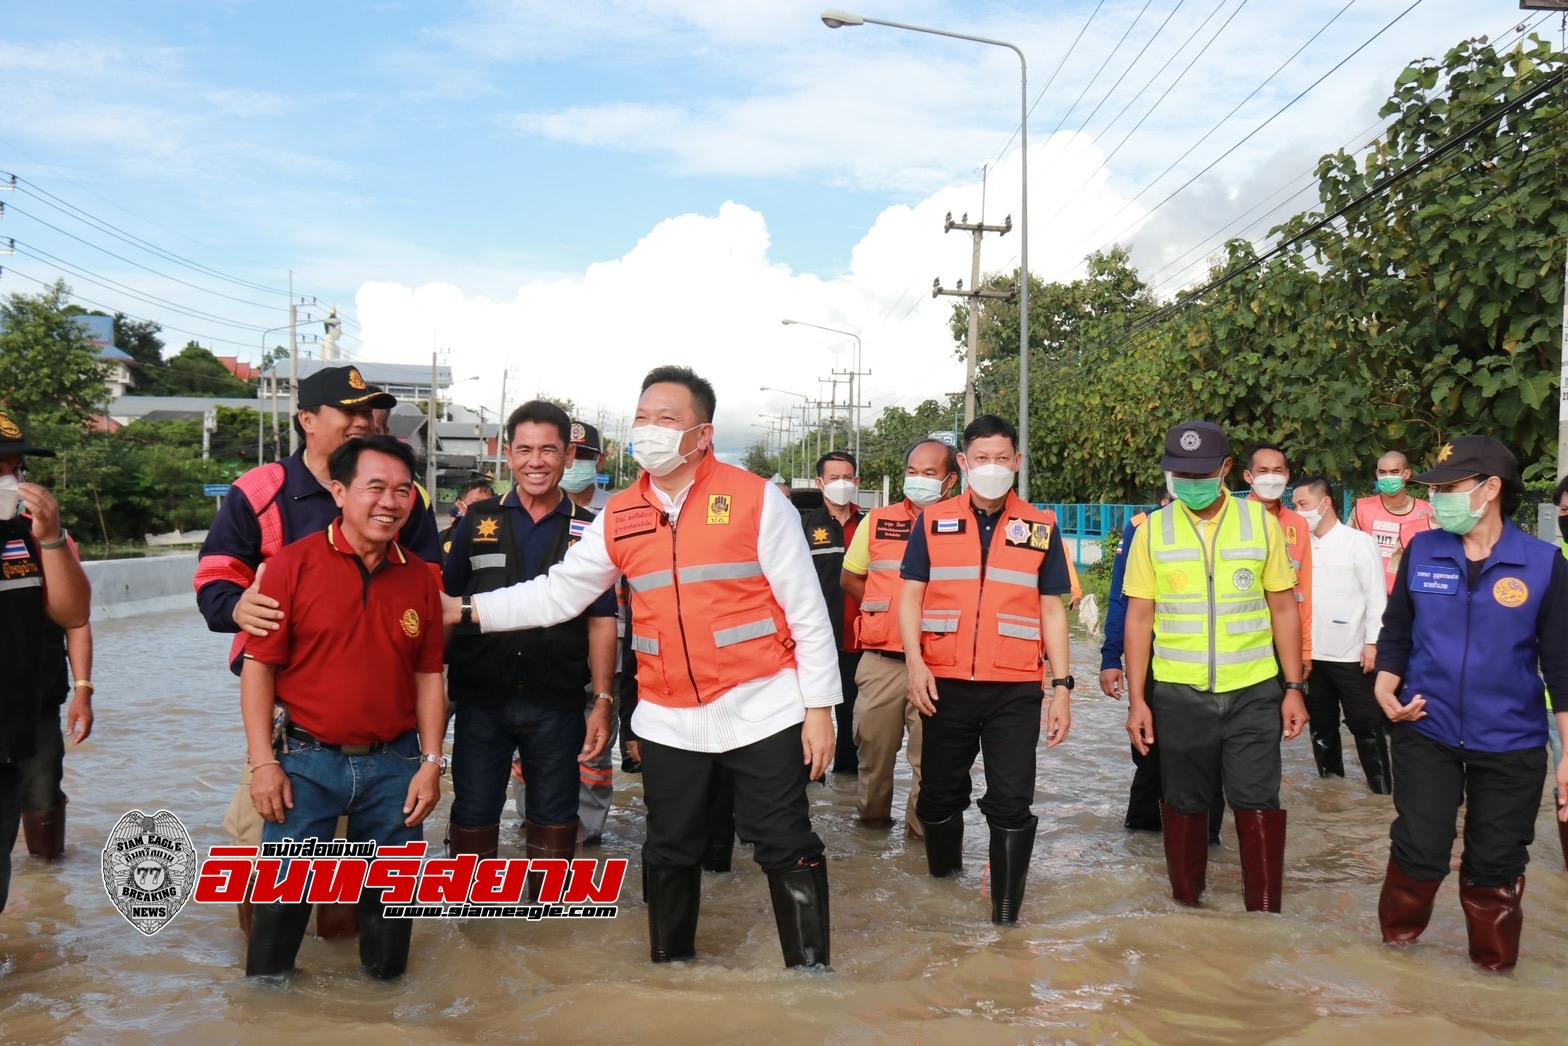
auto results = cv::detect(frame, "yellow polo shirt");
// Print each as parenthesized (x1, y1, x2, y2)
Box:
(1123, 492, 1295, 599)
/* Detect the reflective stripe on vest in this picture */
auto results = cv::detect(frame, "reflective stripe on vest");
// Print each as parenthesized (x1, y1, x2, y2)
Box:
(603, 456, 794, 707)
(1147, 497, 1277, 691)
(919, 492, 1050, 683)
(854, 501, 923, 653)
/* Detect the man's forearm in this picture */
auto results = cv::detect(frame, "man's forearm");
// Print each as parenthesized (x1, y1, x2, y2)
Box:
(1268, 591, 1303, 679)
(1040, 596, 1070, 681)
(414, 672, 445, 755)
(239, 659, 278, 765)
(66, 623, 93, 681)
(1125, 598, 1154, 703)
(898, 580, 927, 661)
(587, 617, 616, 694)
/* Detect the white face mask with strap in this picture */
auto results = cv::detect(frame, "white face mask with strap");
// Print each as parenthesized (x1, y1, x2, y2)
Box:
(630, 424, 701, 477)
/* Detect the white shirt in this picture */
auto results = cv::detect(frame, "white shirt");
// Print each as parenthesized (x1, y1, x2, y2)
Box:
(475, 470, 841, 753)
(1308, 520, 1386, 662)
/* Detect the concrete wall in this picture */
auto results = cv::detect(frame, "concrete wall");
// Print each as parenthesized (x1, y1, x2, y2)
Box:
(83, 554, 198, 620)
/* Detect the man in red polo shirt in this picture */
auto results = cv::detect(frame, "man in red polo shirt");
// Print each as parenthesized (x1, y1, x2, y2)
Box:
(241, 435, 446, 980)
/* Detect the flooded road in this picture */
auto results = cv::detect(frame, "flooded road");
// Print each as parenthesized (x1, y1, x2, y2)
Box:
(3, 608, 1567, 1043)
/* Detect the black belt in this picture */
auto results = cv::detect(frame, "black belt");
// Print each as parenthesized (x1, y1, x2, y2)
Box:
(869, 649, 905, 662)
(285, 725, 396, 756)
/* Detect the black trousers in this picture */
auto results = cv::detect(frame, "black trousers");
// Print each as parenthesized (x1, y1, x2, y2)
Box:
(1149, 679, 1284, 815)
(834, 651, 861, 774)
(0, 763, 19, 914)
(639, 724, 821, 873)
(916, 680, 1041, 830)
(1307, 659, 1386, 737)
(1389, 727, 1546, 884)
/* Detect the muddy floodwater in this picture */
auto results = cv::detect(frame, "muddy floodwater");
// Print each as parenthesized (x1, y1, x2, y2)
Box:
(3, 609, 1567, 1043)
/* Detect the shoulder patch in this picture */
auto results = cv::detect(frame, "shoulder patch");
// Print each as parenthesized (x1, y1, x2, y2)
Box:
(932, 517, 965, 535)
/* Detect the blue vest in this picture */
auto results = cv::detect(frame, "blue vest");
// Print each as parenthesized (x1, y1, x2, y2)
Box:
(1403, 523, 1555, 753)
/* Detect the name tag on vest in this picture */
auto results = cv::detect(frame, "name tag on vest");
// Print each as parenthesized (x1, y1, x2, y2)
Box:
(1411, 563, 1461, 595)
(875, 518, 913, 541)
(612, 506, 659, 539)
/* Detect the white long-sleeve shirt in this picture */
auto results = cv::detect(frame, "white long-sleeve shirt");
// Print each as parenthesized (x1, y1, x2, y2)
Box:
(474, 475, 841, 753)
(1308, 520, 1387, 663)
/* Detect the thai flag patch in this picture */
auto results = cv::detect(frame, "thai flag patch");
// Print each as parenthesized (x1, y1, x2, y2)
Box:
(2, 538, 30, 560)
(569, 519, 590, 539)
(934, 518, 961, 534)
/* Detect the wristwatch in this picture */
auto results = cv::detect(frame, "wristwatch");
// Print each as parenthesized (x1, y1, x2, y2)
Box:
(592, 692, 615, 704)
(1283, 681, 1308, 695)
(1050, 675, 1075, 691)
(420, 753, 448, 772)
(460, 600, 474, 626)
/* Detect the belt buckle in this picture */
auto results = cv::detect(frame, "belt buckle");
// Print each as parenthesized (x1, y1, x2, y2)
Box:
(340, 743, 372, 756)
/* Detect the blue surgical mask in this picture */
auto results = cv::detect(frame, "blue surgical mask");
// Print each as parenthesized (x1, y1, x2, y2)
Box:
(903, 475, 945, 507)
(560, 459, 598, 493)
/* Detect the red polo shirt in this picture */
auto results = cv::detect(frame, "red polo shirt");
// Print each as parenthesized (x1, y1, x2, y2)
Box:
(246, 520, 443, 745)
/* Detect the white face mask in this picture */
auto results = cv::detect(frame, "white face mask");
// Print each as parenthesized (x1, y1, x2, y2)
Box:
(629, 424, 701, 478)
(1299, 505, 1323, 529)
(0, 474, 18, 521)
(964, 463, 1015, 501)
(1250, 474, 1288, 501)
(821, 479, 858, 506)
(559, 459, 598, 492)
(903, 475, 945, 507)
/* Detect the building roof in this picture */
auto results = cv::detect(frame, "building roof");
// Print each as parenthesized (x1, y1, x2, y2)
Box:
(96, 346, 135, 362)
(388, 413, 428, 440)
(263, 359, 453, 388)
(109, 395, 263, 419)
(138, 410, 208, 423)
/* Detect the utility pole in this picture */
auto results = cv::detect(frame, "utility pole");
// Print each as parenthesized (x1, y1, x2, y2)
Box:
(287, 271, 299, 456)
(832, 366, 870, 464)
(428, 349, 440, 501)
(494, 368, 509, 482)
(933, 204, 1014, 427)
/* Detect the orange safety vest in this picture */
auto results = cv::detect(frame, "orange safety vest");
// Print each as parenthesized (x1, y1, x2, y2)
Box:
(917, 492, 1052, 684)
(1353, 495, 1435, 594)
(853, 499, 923, 652)
(603, 452, 795, 707)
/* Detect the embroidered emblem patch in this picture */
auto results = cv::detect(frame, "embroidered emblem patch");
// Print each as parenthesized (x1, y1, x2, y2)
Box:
(934, 518, 963, 534)
(1029, 523, 1052, 551)
(1005, 519, 1030, 544)
(1232, 567, 1255, 591)
(347, 368, 366, 390)
(401, 609, 421, 637)
(812, 526, 830, 545)
(1493, 577, 1529, 608)
(474, 517, 500, 542)
(1179, 430, 1202, 451)
(707, 494, 731, 525)
(1167, 569, 1189, 592)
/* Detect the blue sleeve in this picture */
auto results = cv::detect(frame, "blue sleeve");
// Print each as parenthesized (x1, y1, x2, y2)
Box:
(587, 585, 618, 618)
(194, 489, 264, 634)
(399, 496, 444, 567)
(441, 515, 473, 596)
(1100, 522, 1136, 670)
(1374, 542, 1414, 677)
(1038, 527, 1070, 596)
(899, 511, 931, 582)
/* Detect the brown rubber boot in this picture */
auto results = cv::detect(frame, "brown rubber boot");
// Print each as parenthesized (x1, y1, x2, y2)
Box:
(1235, 808, 1286, 913)
(21, 809, 63, 862)
(447, 822, 500, 861)
(314, 902, 360, 939)
(1558, 817, 1568, 874)
(525, 818, 580, 902)
(1377, 856, 1443, 944)
(1160, 801, 1209, 907)
(1459, 876, 1525, 971)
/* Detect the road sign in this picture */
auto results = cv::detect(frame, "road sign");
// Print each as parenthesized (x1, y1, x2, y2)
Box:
(204, 484, 231, 497)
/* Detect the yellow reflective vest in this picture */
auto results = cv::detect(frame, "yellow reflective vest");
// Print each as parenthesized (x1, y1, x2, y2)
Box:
(1147, 497, 1278, 692)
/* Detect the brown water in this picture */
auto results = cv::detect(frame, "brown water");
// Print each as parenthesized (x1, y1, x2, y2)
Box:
(3, 610, 1567, 1043)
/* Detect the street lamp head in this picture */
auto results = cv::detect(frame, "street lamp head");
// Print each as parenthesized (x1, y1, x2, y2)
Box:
(780, 318, 797, 326)
(821, 10, 865, 28)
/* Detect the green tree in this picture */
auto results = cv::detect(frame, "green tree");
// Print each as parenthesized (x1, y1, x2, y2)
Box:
(0, 280, 110, 433)
(855, 397, 964, 494)
(112, 314, 170, 393)
(161, 341, 255, 397)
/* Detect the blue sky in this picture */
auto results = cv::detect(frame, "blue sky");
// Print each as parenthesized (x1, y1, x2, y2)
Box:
(0, 1, 1535, 457)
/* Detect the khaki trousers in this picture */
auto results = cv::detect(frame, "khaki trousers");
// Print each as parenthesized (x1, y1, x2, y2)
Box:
(852, 650, 924, 837)
(224, 763, 349, 846)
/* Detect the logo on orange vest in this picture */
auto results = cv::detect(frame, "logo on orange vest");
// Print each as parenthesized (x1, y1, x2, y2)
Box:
(400, 609, 421, 637)
(348, 368, 366, 390)
(1004, 519, 1031, 544)
(474, 517, 500, 542)
(612, 506, 659, 539)
(1232, 567, 1256, 591)
(707, 494, 731, 525)
(811, 526, 831, 545)
(1029, 523, 1052, 551)
(1167, 569, 1190, 592)
(1493, 577, 1529, 608)
(1285, 525, 1298, 546)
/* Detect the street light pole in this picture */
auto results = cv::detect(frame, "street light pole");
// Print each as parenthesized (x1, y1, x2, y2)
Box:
(781, 317, 864, 465)
(821, 10, 1029, 499)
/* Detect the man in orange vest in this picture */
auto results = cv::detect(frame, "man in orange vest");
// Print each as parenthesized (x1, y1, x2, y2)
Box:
(899, 415, 1073, 925)
(445, 365, 839, 969)
(1351, 450, 1435, 595)
(841, 438, 959, 837)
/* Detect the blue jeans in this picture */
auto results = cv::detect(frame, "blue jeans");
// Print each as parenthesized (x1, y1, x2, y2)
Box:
(451, 694, 585, 827)
(261, 730, 424, 851)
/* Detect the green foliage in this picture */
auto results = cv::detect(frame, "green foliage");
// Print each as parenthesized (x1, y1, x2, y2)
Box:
(938, 37, 1567, 499)
(160, 341, 255, 396)
(0, 280, 111, 429)
(856, 397, 964, 494)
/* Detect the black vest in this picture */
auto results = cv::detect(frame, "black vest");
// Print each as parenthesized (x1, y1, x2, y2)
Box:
(801, 505, 855, 649)
(1, 519, 44, 763)
(445, 496, 594, 710)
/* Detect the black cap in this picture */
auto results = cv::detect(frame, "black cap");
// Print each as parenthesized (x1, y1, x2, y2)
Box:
(297, 366, 396, 411)
(0, 410, 56, 457)
(570, 420, 603, 455)
(1159, 420, 1229, 473)
(1412, 435, 1520, 486)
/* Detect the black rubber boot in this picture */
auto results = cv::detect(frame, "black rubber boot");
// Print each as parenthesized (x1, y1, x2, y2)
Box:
(357, 893, 413, 979)
(919, 814, 964, 878)
(767, 855, 831, 969)
(244, 902, 313, 977)
(1351, 728, 1394, 795)
(989, 817, 1037, 925)
(1309, 724, 1345, 778)
(701, 834, 734, 873)
(645, 863, 702, 963)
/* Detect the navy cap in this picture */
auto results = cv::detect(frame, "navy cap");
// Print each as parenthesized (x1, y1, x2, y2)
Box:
(298, 366, 396, 411)
(1412, 435, 1520, 487)
(1160, 421, 1229, 473)
(0, 410, 55, 457)
(569, 421, 603, 455)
